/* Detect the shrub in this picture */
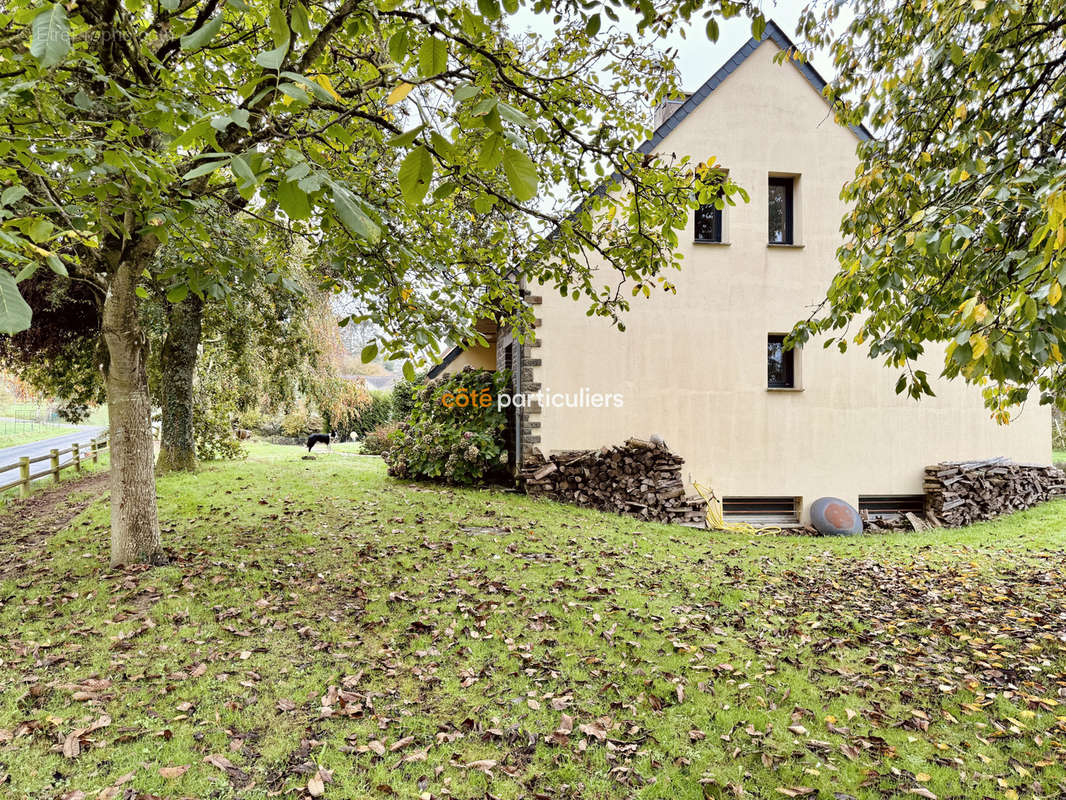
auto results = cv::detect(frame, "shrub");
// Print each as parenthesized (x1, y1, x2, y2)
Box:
(352, 390, 393, 438)
(362, 421, 398, 455)
(383, 367, 510, 485)
(236, 407, 264, 431)
(391, 375, 423, 420)
(314, 377, 371, 442)
(281, 404, 323, 438)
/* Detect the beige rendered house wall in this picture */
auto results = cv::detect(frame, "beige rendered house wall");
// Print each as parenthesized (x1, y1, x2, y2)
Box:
(437, 343, 497, 377)
(528, 38, 1050, 521)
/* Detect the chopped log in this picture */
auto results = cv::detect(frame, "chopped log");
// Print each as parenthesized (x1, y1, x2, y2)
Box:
(924, 459, 1066, 527)
(521, 437, 707, 527)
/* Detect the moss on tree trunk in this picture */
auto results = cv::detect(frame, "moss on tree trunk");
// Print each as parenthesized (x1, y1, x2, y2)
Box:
(156, 294, 203, 474)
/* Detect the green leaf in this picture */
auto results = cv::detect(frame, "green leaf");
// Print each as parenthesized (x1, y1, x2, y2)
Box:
(585, 13, 601, 37)
(277, 179, 311, 220)
(388, 28, 410, 64)
(706, 18, 719, 42)
(497, 102, 533, 127)
(180, 13, 223, 51)
(230, 154, 256, 188)
(361, 342, 378, 363)
(333, 185, 382, 243)
(30, 4, 70, 68)
(256, 39, 289, 71)
(268, 4, 290, 46)
(45, 253, 67, 277)
(278, 83, 311, 105)
(477, 133, 504, 170)
(182, 159, 225, 182)
(0, 270, 32, 334)
(0, 186, 28, 207)
(478, 0, 500, 20)
(418, 37, 448, 78)
(291, 2, 311, 40)
(166, 284, 189, 303)
(430, 131, 456, 163)
(751, 16, 767, 40)
(397, 146, 434, 205)
(26, 218, 54, 243)
(402, 359, 416, 382)
(280, 71, 338, 103)
(502, 148, 539, 202)
(453, 84, 481, 103)
(386, 124, 425, 148)
(14, 262, 37, 282)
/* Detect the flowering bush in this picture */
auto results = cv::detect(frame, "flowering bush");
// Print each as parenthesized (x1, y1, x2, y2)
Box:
(383, 368, 510, 485)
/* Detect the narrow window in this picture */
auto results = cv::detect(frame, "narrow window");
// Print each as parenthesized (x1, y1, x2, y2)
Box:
(694, 178, 724, 242)
(767, 334, 794, 388)
(768, 177, 794, 244)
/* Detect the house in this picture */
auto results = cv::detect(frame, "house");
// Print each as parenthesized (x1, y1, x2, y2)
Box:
(456, 21, 1051, 524)
(427, 319, 498, 379)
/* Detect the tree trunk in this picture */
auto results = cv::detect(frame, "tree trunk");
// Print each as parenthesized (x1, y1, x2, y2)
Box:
(157, 294, 204, 473)
(102, 253, 165, 567)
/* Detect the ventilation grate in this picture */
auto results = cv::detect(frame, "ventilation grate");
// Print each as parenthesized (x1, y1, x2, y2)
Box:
(722, 496, 800, 524)
(858, 494, 925, 520)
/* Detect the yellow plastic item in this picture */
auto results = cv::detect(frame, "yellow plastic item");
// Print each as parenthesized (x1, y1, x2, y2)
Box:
(693, 481, 781, 535)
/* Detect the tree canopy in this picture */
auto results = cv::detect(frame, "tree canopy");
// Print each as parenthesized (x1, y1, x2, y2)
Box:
(793, 0, 1066, 421)
(0, 0, 762, 563)
(0, 0, 754, 365)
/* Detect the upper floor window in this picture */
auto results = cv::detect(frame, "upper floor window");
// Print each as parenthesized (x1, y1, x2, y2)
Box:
(768, 177, 794, 244)
(694, 203, 723, 243)
(694, 172, 726, 243)
(767, 334, 795, 388)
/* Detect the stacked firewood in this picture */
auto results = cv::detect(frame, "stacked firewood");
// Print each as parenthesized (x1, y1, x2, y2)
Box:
(519, 437, 708, 526)
(924, 457, 1066, 527)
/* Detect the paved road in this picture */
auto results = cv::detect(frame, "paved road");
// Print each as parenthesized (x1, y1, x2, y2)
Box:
(0, 427, 108, 481)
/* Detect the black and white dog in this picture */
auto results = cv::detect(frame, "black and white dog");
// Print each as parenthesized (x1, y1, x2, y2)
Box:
(306, 432, 335, 453)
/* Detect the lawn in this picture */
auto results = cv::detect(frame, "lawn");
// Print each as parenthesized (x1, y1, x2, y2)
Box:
(1, 443, 1064, 800)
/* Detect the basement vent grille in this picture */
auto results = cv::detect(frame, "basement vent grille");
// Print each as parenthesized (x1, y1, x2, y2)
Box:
(858, 494, 925, 520)
(722, 496, 800, 524)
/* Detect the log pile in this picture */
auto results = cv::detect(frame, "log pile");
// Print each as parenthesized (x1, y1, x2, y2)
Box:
(520, 438, 707, 526)
(924, 457, 1066, 527)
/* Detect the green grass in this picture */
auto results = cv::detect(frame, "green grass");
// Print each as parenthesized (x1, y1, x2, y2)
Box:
(1, 442, 1064, 800)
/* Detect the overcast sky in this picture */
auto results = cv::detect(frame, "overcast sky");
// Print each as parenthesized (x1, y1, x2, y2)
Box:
(509, 0, 839, 100)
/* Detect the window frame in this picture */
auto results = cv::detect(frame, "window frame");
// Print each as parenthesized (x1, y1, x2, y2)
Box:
(693, 170, 728, 244)
(768, 176, 794, 245)
(767, 333, 796, 389)
(693, 202, 724, 243)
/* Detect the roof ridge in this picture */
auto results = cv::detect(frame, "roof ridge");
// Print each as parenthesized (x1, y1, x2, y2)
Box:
(640, 18, 872, 150)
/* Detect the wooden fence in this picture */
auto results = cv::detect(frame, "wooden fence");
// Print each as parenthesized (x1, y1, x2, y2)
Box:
(0, 433, 110, 499)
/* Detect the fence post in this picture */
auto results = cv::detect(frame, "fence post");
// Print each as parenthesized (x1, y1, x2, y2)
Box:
(50, 448, 60, 484)
(72, 442, 80, 473)
(91, 438, 98, 465)
(19, 457, 29, 499)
